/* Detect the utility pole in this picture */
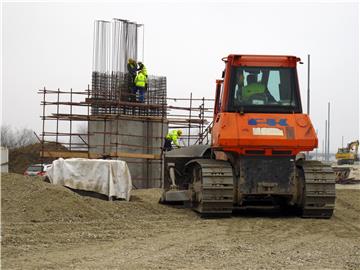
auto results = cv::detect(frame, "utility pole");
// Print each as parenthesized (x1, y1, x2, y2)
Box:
(327, 102, 331, 162)
(322, 139, 325, 161)
(325, 120, 328, 161)
(307, 54, 310, 115)
(342, 136, 344, 148)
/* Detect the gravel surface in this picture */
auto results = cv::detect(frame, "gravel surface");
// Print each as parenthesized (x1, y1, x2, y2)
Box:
(2, 173, 360, 269)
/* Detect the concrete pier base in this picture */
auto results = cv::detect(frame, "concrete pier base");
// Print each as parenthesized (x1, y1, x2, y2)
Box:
(89, 118, 168, 188)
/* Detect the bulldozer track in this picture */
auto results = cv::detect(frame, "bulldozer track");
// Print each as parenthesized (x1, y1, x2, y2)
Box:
(301, 160, 336, 218)
(190, 159, 234, 217)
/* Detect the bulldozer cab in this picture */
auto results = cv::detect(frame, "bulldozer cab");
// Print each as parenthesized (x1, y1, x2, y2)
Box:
(228, 66, 302, 113)
(215, 55, 303, 115)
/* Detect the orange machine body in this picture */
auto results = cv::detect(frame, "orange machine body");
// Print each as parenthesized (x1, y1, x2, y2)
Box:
(211, 54, 318, 157)
(212, 112, 317, 156)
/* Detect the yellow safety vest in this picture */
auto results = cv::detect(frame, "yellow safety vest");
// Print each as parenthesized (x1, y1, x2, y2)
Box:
(135, 72, 146, 87)
(166, 130, 180, 147)
(243, 83, 266, 99)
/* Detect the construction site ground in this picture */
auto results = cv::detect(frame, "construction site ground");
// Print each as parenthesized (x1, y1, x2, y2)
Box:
(2, 173, 360, 270)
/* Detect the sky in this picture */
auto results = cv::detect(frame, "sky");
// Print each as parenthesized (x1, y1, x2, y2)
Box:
(2, 1, 359, 152)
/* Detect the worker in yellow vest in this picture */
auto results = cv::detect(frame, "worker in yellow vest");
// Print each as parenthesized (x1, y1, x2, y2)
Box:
(138, 62, 148, 90)
(134, 70, 147, 103)
(242, 74, 276, 103)
(164, 130, 182, 151)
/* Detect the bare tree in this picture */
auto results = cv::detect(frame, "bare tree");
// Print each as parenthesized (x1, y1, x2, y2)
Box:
(1, 125, 12, 148)
(1, 125, 37, 149)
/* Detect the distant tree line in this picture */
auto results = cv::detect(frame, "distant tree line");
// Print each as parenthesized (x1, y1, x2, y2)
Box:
(1, 125, 38, 149)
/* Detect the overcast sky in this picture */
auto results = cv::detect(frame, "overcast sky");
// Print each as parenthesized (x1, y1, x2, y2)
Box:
(2, 2, 359, 152)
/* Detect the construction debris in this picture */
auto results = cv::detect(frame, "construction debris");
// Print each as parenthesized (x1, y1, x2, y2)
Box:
(333, 163, 360, 184)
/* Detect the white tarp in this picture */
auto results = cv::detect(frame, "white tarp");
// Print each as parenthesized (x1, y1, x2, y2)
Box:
(47, 158, 132, 201)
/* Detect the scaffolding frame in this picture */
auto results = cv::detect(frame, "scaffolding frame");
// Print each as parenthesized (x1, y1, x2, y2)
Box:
(39, 86, 214, 188)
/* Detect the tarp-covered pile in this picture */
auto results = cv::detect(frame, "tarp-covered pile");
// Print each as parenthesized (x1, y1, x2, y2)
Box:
(47, 158, 132, 201)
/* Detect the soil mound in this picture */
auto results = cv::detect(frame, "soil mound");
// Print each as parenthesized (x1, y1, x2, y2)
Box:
(2, 173, 106, 223)
(9, 143, 66, 174)
(1, 173, 167, 224)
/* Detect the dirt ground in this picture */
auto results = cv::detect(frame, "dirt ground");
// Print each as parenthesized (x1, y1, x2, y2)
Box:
(2, 173, 360, 270)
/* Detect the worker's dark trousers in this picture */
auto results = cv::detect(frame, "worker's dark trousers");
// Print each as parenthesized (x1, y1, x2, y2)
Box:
(163, 138, 173, 151)
(133, 87, 145, 103)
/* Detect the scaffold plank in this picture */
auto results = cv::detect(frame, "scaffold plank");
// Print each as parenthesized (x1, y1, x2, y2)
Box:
(40, 150, 161, 160)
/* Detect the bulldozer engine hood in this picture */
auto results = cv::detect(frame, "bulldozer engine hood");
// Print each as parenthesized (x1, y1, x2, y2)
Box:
(211, 112, 317, 156)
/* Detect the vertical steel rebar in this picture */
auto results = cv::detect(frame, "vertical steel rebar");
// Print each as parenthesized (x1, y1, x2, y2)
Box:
(188, 92, 192, 146)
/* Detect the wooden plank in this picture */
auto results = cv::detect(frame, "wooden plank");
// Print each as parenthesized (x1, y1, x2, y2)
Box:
(40, 151, 161, 160)
(41, 151, 95, 158)
(111, 151, 161, 160)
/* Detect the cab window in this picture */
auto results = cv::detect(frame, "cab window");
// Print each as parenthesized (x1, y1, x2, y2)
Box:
(227, 66, 301, 113)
